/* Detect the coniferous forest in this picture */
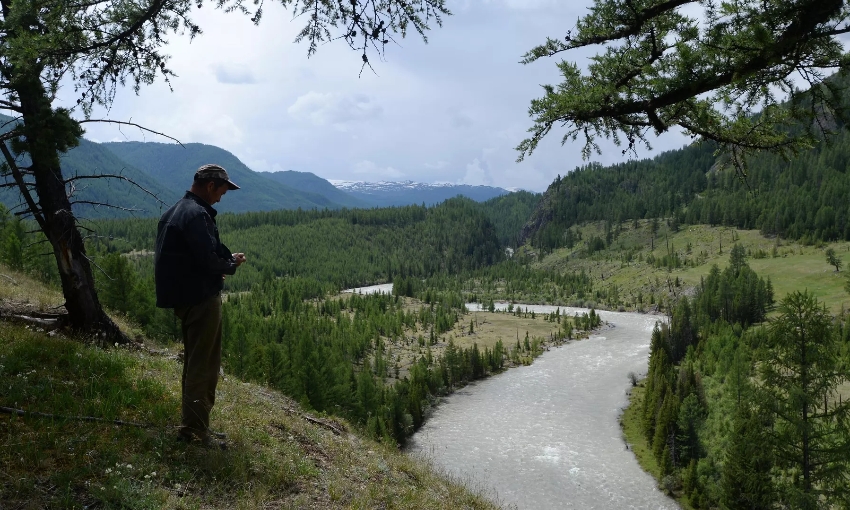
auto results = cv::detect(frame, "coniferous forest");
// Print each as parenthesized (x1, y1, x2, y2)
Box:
(2, 85, 850, 507)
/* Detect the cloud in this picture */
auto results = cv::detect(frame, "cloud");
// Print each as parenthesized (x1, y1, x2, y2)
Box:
(287, 92, 383, 128)
(213, 64, 257, 84)
(451, 112, 474, 128)
(243, 159, 284, 173)
(459, 158, 492, 186)
(424, 160, 449, 170)
(353, 160, 404, 179)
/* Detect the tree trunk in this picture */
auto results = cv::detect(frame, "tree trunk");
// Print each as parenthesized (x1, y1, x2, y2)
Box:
(12, 73, 128, 344)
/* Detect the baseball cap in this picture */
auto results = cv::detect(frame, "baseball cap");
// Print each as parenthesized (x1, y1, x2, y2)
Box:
(194, 164, 240, 190)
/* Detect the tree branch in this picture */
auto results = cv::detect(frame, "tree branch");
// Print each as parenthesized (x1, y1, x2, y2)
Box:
(64, 173, 167, 206)
(68, 200, 143, 212)
(77, 119, 184, 147)
(0, 406, 150, 428)
(0, 143, 46, 231)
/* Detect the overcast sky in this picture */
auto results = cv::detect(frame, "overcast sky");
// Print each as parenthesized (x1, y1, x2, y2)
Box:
(66, 0, 691, 192)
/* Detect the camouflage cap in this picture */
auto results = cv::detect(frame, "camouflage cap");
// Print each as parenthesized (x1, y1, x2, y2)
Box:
(194, 164, 240, 190)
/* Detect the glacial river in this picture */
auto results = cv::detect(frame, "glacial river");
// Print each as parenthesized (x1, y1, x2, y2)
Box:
(345, 285, 677, 509)
(410, 303, 677, 510)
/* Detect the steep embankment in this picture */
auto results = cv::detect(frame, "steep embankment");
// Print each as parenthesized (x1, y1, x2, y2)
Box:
(0, 267, 497, 509)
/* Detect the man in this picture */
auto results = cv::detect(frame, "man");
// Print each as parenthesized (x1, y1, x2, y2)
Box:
(154, 164, 247, 449)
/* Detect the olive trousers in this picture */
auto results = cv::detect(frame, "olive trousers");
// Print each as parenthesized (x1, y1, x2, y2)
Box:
(174, 293, 222, 438)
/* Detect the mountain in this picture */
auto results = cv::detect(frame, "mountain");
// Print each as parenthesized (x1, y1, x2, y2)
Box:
(330, 180, 511, 207)
(101, 142, 343, 214)
(0, 138, 178, 219)
(260, 170, 369, 208)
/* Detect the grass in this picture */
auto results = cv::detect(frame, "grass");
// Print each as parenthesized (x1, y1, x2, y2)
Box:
(0, 322, 501, 509)
(0, 265, 64, 311)
(0, 262, 501, 509)
(372, 297, 591, 381)
(534, 221, 850, 314)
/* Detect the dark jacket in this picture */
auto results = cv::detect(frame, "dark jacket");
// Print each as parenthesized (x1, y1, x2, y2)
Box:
(154, 191, 237, 308)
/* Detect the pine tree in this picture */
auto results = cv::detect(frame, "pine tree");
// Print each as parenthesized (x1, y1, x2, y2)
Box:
(721, 405, 775, 510)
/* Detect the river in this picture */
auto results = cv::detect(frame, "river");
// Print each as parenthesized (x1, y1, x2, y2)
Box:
(409, 303, 677, 510)
(345, 286, 677, 509)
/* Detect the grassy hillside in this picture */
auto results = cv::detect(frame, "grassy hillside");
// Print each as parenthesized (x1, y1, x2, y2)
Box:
(530, 220, 850, 313)
(0, 266, 498, 510)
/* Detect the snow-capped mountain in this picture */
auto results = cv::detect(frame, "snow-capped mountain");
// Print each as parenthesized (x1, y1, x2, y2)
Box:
(328, 180, 511, 207)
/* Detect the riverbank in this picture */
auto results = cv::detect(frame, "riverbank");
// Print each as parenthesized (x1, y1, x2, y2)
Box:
(621, 380, 693, 510)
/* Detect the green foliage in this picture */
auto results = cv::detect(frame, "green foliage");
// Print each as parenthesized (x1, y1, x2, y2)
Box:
(756, 291, 850, 508)
(94, 198, 504, 291)
(720, 405, 775, 510)
(694, 256, 774, 329)
(477, 190, 540, 247)
(636, 253, 850, 508)
(517, 0, 850, 168)
(0, 206, 58, 284)
(525, 128, 850, 251)
(826, 247, 843, 272)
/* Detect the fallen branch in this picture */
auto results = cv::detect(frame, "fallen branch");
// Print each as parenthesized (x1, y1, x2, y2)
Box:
(0, 406, 151, 428)
(0, 274, 17, 285)
(0, 311, 65, 330)
(282, 407, 345, 436)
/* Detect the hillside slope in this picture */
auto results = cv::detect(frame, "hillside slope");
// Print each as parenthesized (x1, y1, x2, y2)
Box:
(262, 170, 369, 209)
(0, 266, 498, 509)
(333, 180, 511, 207)
(521, 128, 850, 250)
(0, 138, 179, 219)
(102, 142, 342, 213)
(526, 220, 850, 314)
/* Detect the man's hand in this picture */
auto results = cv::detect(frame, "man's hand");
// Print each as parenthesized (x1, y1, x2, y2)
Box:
(233, 253, 247, 266)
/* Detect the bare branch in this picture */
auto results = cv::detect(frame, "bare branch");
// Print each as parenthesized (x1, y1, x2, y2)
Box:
(81, 252, 114, 281)
(77, 119, 184, 146)
(64, 173, 167, 206)
(68, 200, 143, 212)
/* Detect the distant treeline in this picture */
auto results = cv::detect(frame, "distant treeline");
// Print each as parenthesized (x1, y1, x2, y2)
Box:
(94, 197, 505, 291)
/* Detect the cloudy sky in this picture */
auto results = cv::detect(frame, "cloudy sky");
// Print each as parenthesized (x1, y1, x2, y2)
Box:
(67, 0, 691, 192)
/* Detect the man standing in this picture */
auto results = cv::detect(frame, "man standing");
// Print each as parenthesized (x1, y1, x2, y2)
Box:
(154, 164, 246, 448)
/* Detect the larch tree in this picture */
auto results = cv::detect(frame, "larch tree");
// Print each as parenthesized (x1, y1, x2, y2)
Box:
(0, 0, 448, 343)
(516, 0, 850, 170)
(757, 291, 850, 509)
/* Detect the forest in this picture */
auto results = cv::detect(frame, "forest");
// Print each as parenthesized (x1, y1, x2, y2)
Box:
(2, 97, 850, 503)
(524, 125, 850, 253)
(634, 245, 850, 508)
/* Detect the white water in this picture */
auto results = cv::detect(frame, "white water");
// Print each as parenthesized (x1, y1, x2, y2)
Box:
(341, 283, 393, 295)
(341, 287, 676, 508)
(408, 305, 677, 510)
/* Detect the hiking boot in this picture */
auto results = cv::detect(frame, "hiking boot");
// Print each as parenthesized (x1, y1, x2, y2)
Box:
(208, 429, 227, 439)
(199, 435, 228, 450)
(176, 430, 194, 444)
